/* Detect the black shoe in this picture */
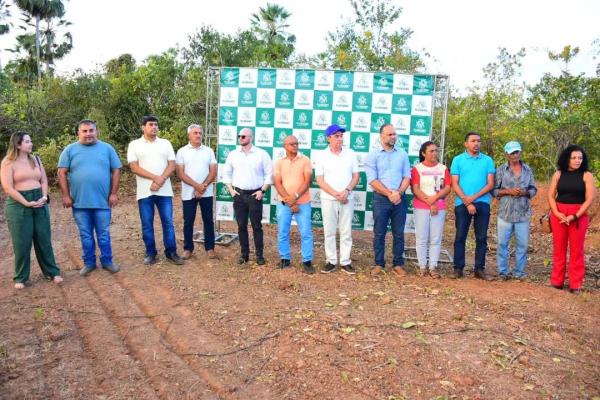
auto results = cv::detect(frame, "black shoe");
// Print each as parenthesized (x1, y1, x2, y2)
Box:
(474, 269, 492, 281)
(321, 263, 336, 274)
(238, 255, 249, 265)
(552, 284, 564, 290)
(144, 255, 157, 265)
(102, 264, 121, 274)
(569, 288, 582, 294)
(302, 261, 315, 275)
(452, 268, 464, 279)
(79, 265, 96, 276)
(341, 264, 356, 275)
(256, 257, 266, 266)
(166, 253, 184, 265)
(279, 259, 291, 269)
(499, 274, 509, 281)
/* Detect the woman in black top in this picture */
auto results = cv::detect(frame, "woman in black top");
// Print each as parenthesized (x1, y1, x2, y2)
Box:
(547, 145, 596, 292)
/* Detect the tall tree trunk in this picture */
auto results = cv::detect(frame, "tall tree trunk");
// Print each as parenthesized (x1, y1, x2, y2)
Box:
(35, 15, 40, 81)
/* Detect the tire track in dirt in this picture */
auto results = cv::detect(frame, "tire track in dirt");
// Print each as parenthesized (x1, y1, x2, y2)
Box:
(66, 248, 222, 400)
(114, 271, 277, 399)
(58, 257, 160, 399)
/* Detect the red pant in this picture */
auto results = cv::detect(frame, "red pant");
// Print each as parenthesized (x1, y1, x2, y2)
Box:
(550, 202, 588, 290)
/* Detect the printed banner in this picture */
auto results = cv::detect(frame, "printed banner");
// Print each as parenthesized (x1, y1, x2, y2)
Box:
(216, 68, 435, 231)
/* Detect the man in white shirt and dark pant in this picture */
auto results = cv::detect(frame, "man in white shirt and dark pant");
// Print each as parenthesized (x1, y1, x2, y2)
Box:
(316, 124, 359, 275)
(176, 124, 218, 260)
(222, 128, 272, 266)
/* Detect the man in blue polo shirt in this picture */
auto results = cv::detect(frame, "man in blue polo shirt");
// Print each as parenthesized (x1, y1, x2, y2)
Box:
(450, 131, 495, 280)
(364, 123, 411, 277)
(58, 119, 122, 276)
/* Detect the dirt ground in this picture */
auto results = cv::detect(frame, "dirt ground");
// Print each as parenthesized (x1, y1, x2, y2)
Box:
(1, 184, 599, 400)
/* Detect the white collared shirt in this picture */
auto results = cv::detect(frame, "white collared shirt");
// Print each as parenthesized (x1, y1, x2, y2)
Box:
(315, 147, 359, 200)
(176, 143, 217, 200)
(127, 136, 176, 200)
(221, 145, 273, 190)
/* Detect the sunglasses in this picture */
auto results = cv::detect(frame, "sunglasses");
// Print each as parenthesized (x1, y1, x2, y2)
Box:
(238, 135, 248, 139)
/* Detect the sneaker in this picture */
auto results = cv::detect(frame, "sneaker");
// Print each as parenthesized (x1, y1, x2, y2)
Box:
(452, 268, 464, 279)
(499, 274, 509, 281)
(302, 261, 315, 275)
(102, 264, 121, 274)
(181, 250, 192, 260)
(166, 253, 184, 266)
(238, 255, 249, 265)
(79, 265, 96, 276)
(321, 263, 336, 274)
(256, 257, 266, 266)
(53, 275, 64, 284)
(429, 270, 441, 279)
(144, 255, 157, 265)
(569, 288, 582, 294)
(371, 266, 384, 276)
(474, 270, 493, 281)
(513, 275, 526, 281)
(392, 266, 407, 277)
(280, 259, 291, 269)
(341, 264, 356, 275)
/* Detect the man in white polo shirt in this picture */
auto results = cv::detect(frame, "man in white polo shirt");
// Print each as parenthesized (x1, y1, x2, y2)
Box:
(222, 128, 272, 266)
(316, 124, 359, 275)
(127, 115, 183, 266)
(176, 124, 218, 260)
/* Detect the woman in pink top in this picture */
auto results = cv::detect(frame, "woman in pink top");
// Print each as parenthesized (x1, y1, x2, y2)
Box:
(410, 141, 451, 278)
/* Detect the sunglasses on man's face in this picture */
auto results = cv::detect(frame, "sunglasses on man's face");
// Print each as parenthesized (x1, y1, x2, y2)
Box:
(238, 135, 248, 139)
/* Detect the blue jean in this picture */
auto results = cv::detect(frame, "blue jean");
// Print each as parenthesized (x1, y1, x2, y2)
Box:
(496, 217, 530, 277)
(372, 193, 407, 267)
(72, 208, 113, 267)
(138, 195, 177, 257)
(276, 203, 313, 262)
(453, 202, 490, 271)
(182, 197, 215, 252)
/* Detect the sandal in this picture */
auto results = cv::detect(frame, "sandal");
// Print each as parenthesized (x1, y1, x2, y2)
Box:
(53, 276, 64, 284)
(14, 282, 25, 290)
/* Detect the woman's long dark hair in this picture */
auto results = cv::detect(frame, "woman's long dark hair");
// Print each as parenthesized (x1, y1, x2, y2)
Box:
(556, 144, 589, 172)
(418, 141, 436, 162)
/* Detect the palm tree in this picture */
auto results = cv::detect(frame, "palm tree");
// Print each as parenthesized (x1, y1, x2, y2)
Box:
(250, 3, 295, 66)
(0, 0, 12, 68)
(14, 0, 66, 80)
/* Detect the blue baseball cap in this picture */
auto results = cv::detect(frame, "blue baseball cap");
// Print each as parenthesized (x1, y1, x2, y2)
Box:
(504, 141, 522, 154)
(325, 124, 346, 136)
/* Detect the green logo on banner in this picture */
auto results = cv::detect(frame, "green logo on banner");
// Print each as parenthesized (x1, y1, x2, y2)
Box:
(221, 68, 238, 87)
(355, 172, 367, 191)
(217, 144, 236, 164)
(350, 132, 370, 152)
(332, 111, 351, 129)
(238, 88, 256, 107)
(352, 211, 365, 229)
(409, 155, 420, 167)
(258, 69, 276, 88)
(293, 110, 313, 129)
(366, 191, 373, 211)
(216, 183, 233, 201)
(219, 107, 237, 126)
(334, 71, 353, 91)
(413, 75, 434, 95)
(275, 89, 294, 108)
(274, 129, 292, 147)
(371, 113, 391, 133)
(411, 116, 431, 136)
(396, 135, 409, 152)
(374, 72, 393, 93)
(406, 193, 414, 213)
(270, 205, 278, 224)
(392, 94, 412, 114)
(311, 130, 329, 150)
(295, 70, 315, 89)
(314, 91, 333, 110)
(299, 148, 311, 159)
(311, 208, 323, 227)
(256, 108, 275, 127)
(352, 92, 372, 112)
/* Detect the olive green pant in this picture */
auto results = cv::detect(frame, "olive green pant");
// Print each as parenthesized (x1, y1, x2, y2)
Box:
(5, 188, 61, 283)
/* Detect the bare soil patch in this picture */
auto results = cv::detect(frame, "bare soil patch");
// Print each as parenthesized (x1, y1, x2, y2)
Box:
(1, 185, 598, 399)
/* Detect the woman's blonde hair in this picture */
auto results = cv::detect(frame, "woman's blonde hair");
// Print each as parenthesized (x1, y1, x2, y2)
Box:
(5, 131, 36, 168)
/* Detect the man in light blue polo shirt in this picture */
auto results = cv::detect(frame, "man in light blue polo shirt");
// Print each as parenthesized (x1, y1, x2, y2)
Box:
(58, 119, 122, 276)
(450, 131, 495, 280)
(364, 123, 411, 277)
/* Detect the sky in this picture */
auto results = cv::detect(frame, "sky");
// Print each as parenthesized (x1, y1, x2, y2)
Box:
(1, 0, 598, 91)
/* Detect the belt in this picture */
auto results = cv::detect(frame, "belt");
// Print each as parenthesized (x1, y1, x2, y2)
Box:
(234, 187, 261, 194)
